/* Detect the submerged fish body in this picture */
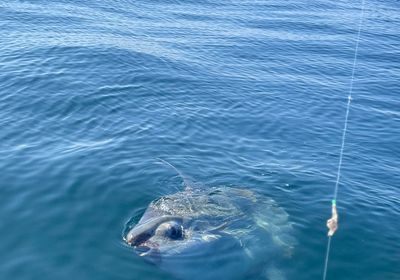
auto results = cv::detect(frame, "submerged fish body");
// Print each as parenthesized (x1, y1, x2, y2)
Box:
(125, 185, 295, 280)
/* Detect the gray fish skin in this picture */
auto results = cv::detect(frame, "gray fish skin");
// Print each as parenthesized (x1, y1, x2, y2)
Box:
(126, 215, 182, 246)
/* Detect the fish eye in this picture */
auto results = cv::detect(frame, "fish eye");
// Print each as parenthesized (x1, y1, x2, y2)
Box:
(156, 221, 183, 240)
(170, 224, 183, 239)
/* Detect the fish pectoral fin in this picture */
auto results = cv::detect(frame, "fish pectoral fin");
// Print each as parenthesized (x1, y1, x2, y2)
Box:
(264, 264, 285, 280)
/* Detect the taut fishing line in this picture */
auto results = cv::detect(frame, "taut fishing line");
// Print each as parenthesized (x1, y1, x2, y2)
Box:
(322, 0, 366, 279)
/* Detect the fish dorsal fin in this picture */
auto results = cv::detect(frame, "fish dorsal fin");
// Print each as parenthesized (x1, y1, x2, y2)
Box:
(156, 158, 194, 191)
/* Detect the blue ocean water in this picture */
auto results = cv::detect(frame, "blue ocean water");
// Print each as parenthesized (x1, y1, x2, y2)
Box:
(0, 0, 399, 279)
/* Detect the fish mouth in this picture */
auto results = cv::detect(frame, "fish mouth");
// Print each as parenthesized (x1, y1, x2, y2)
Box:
(135, 241, 158, 254)
(134, 242, 162, 264)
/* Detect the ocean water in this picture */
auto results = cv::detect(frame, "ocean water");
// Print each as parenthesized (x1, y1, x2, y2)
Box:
(0, 0, 399, 279)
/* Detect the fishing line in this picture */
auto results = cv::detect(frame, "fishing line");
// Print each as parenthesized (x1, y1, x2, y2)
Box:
(322, 0, 366, 279)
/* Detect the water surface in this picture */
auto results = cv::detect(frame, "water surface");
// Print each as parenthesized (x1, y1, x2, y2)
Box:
(0, 0, 399, 279)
